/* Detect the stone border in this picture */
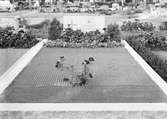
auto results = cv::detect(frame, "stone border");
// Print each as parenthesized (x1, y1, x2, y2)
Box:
(0, 39, 48, 95)
(0, 103, 167, 111)
(122, 40, 167, 95)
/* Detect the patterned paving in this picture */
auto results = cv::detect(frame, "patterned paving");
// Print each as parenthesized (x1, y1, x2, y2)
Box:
(1, 48, 167, 103)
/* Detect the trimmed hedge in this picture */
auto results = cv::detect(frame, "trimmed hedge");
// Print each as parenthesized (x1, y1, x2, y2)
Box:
(125, 35, 167, 81)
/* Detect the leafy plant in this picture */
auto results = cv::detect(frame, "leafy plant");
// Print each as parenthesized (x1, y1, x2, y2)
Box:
(46, 27, 123, 48)
(107, 24, 121, 42)
(0, 27, 39, 48)
(121, 21, 155, 32)
(48, 18, 63, 40)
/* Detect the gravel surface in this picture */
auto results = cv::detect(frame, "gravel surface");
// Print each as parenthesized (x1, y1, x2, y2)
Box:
(0, 49, 28, 76)
(1, 48, 167, 103)
(0, 111, 167, 119)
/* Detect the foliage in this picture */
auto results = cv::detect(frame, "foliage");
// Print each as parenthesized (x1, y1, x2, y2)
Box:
(121, 21, 155, 32)
(46, 27, 123, 48)
(0, 27, 39, 48)
(125, 35, 167, 81)
(27, 20, 50, 39)
(45, 40, 123, 48)
(159, 21, 167, 31)
(107, 24, 121, 42)
(48, 18, 63, 40)
(29, 26, 49, 39)
(143, 32, 167, 50)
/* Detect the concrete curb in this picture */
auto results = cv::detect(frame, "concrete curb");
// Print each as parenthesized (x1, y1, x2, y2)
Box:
(122, 40, 167, 95)
(0, 39, 48, 95)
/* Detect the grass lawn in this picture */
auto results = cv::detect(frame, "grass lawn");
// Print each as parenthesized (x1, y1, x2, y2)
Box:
(1, 47, 167, 103)
(0, 49, 28, 76)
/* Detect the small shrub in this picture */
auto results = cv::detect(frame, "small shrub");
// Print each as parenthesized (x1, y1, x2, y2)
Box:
(48, 18, 63, 40)
(107, 24, 121, 42)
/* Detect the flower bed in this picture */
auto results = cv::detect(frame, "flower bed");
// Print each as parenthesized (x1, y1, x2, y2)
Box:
(0, 27, 39, 48)
(125, 35, 167, 81)
(45, 39, 123, 48)
(46, 26, 123, 48)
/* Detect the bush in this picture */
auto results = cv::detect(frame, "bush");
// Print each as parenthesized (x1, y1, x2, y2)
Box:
(106, 24, 121, 42)
(48, 18, 63, 40)
(0, 27, 39, 48)
(125, 35, 167, 81)
(121, 29, 167, 50)
(144, 32, 167, 50)
(121, 21, 155, 32)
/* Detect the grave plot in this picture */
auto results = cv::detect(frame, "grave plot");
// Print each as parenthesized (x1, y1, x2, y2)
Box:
(1, 47, 167, 103)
